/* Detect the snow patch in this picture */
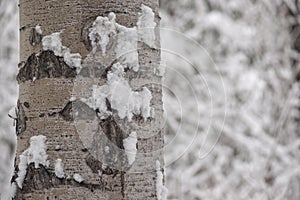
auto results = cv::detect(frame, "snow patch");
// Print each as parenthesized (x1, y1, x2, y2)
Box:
(16, 135, 49, 188)
(89, 13, 140, 71)
(55, 145, 61, 150)
(154, 61, 166, 77)
(85, 62, 152, 121)
(104, 146, 110, 153)
(42, 32, 82, 69)
(108, 63, 152, 120)
(156, 160, 168, 200)
(123, 132, 138, 165)
(83, 84, 111, 119)
(35, 25, 42, 35)
(88, 4, 157, 71)
(89, 13, 117, 55)
(8, 107, 17, 119)
(42, 32, 63, 56)
(73, 173, 84, 183)
(115, 25, 139, 71)
(54, 159, 64, 178)
(137, 4, 157, 48)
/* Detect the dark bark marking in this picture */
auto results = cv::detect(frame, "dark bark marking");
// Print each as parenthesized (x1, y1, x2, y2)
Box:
(38, 51, 76, 79)
(58, 101, 74, 121)
(59, 100, 97, 121)
(105, 98, 112, 112)
(16, 100, 26, 136)
(29, 27, 42, 46)
(84, 115, 133, 175)
(13, 163, 106, 200)
(80, 17, 95, 51)
(23, 102, 30, 108)
(100, 116, 125, 151)
(21, 164, 52, 193)
(121, 172, 125, 198)
(19, 26, 26, 31)
(17, 51, 77, 83)
(85, 153, 103, 174)
(17, 53, 38, 83)
(99, 116, 131, 172)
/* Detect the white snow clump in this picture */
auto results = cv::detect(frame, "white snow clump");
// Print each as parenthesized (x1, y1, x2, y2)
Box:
(16, 135, 49, 188)
(73, 173, 84, 183)
(54, 158, 65, 178)
(137, 4, 157, 48)
(156, 160, 168, 200)
(86, 63, 152, 121)
(123, 132, 138, 165)
(42, 32, 81, 69)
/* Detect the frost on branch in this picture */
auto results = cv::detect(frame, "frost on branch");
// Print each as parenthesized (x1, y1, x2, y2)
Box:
(137, 4, 157, 48)
(42, 32, 82, 69)
(123, 132, 137, 165)
(156, 160, 168, 200)
(54, 159, 64, 179)
(16, 135, 49, 189)
(85, 63, 152, 121)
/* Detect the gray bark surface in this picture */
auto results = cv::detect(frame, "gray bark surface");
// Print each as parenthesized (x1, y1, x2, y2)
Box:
(14, 0, 164, 199)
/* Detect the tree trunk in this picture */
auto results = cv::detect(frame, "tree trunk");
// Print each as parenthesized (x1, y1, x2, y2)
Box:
(13, 0, 166, 199)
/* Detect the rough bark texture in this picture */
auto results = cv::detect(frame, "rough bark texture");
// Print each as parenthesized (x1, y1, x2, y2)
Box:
(15, 0, 164, 199)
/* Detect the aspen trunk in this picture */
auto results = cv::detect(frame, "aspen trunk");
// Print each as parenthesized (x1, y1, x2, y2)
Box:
(13, 0, 165, 199)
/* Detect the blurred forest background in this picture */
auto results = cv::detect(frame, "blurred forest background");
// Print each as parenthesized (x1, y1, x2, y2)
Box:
(0, 0, 300, 199)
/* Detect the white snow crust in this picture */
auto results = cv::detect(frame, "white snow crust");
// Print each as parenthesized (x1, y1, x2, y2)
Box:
(16, 135, 48, 188)
(123, 132, 138, 165)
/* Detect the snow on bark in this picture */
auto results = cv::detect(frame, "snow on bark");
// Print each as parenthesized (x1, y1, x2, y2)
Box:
(73, 173, 84, 183)
(16, 135, 49, 189)
(89, 13, 117, 55)
(115, 25, 139, 71)
(42, 32, 62, 56)
(123, 132, 137, 165)
(85, 62, 152, 121)
(156, 160, 168, 200)
(137, 4, 157, 48)
(54, 159, 64, 178)
(8, 106, 17, 119)
(107, 63, 152, 120)
(89, 4, 157, 70)
(35, 25, 42, 35)
(42, 32, 82, 69)
(154, 61, 166, 77)
(89, 12, 140, 71)
(83, 84, 111, 119)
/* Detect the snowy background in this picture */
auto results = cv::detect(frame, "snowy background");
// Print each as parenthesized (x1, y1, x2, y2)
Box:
(1, 0, 300, 199)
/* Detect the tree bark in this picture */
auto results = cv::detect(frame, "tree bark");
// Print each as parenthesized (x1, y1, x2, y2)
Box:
(13, 0, 164, 199)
